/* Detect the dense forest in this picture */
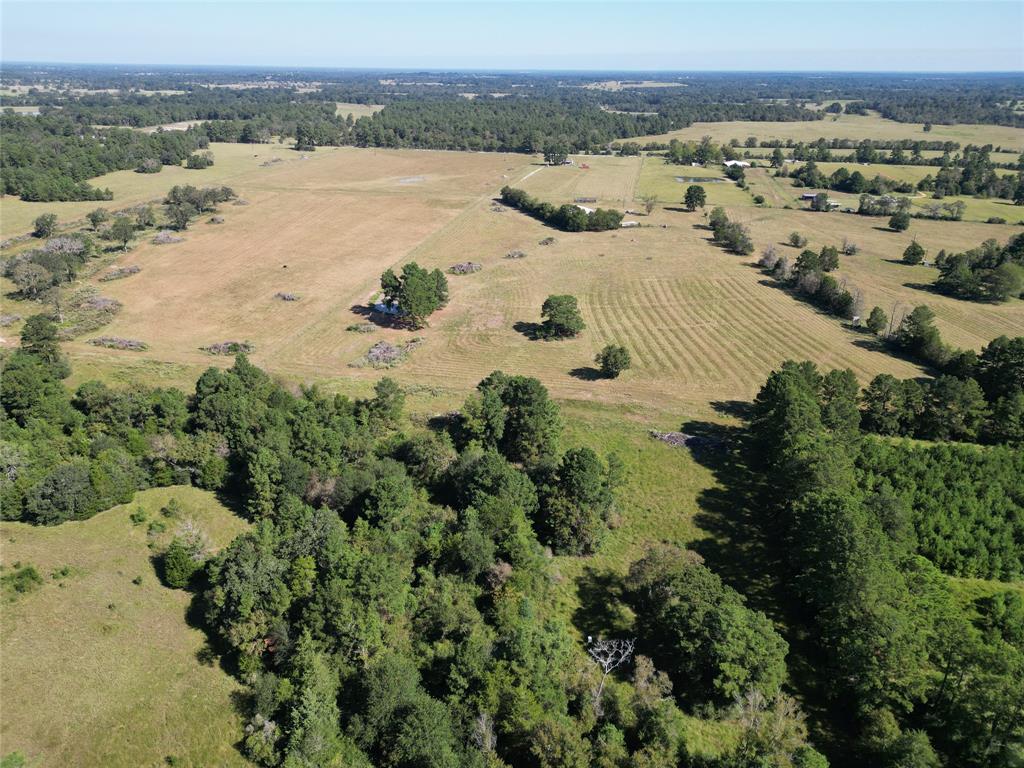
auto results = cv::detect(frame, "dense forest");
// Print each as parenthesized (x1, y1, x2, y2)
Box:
(3, 67, 1023, 200)
(3, 322, 838, 767)
(0, 112, 207, 201)
(749, 359, 1023, 766)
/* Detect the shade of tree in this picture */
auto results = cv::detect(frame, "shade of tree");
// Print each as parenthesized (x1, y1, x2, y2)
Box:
(32, 213, 57, 238)
(889, 210, 912, 232)
(595, 344, 631, 378)
(379, 262, 449, 328)
(539, 294, 585, 339)
(866, 306, 888, 335)
(108, 216, 135, 250)
(684, 184, 707, 211)
(903, 240, 926, 265)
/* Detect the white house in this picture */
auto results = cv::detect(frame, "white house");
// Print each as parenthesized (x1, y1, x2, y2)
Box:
(724, 160, 751, 168)
(575, 204, 595, 214)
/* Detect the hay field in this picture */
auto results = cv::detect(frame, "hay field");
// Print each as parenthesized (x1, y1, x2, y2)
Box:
(66, 146, 531, 379)
(633, 113, 1024, 151)
(0, 142, 302, 237)
(0, 486, 252, 768)
(730, 207, 1024, 352)
(59, 149, 1024, 414)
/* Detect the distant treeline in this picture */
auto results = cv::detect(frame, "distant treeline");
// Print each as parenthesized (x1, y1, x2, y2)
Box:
(5, 65, 1022, 126)
(0, 113, 207, 201)
(499, 186, 623, 231)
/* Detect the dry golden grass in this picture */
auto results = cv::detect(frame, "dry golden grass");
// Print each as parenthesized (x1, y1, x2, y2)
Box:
(0, 142, 301, 237)
(334, 102, 384, 119)
(0, 486, 252, 768)
(56, 149, 1024, 414)
(634, 112, 1024, 150)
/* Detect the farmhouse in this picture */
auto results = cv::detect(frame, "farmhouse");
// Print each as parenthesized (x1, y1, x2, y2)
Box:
(723, 160, 750, 168)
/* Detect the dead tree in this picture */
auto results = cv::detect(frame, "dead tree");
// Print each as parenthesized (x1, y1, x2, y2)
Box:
(587, 637, 635, 715)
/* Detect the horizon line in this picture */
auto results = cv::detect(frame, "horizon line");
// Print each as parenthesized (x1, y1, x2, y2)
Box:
(2, 60, 1022, 75)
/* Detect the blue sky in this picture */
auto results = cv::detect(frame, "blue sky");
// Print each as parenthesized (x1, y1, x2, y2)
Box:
(2, 1, 1021, 71)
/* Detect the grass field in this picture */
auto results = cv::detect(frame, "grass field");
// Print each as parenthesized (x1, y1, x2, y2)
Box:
(633, 112, 1024, 151)
(636, 156, 752, 207)
(334, 102, 384, 119)
(23, 147, 1016, 416)
(0, 142, 305, 237)
(0, 486, 252, 768)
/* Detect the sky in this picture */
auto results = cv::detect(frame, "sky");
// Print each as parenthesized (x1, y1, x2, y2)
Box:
(1, 0, 1022, 72)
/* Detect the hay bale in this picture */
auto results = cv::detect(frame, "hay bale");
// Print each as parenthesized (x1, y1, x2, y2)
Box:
(202, 341, 254, 356)
(99, 265, 141, 282)
(274, 292, 300, 301)
(89, 337, 148, 351)
(152, 230, 184, 245)
(449, 261, 482, 275)
(505, 249, 527, 260)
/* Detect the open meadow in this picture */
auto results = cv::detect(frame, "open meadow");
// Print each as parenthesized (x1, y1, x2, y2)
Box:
(633, 110, 1024, 150)
(22, 145, 1017, 418)
(0, 487, 251, 768)
(4, 139, 1020, 414)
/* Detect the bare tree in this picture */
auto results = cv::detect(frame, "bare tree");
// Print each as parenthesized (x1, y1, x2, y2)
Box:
(587, 637, 635, 715)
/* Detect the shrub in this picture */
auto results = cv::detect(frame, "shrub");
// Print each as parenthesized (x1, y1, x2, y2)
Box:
(539, 294, 585, 339)
(889, 210, 912, 232)
(595, 344, 631, 378)
(185, 151, 214, 170)
(162, 538, 200, 589)
(32, 213, 57, 238)
(902, 240, 926, 265)
(789, 232, 808, 248)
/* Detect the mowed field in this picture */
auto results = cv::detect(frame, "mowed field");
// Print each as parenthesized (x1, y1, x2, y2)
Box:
(633, 111, 1024, 150)
(1, 142, 311, 237)
(35, 146, 1021, 415)
(0, 486, 252, 768)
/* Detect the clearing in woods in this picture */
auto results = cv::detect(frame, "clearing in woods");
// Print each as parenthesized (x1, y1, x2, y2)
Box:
(334, 102, 384, 118)
(10, 145, 1018, 415)
(0, 486, 252, 768)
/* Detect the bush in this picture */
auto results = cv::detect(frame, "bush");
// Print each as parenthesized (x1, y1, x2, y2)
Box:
(789, 232, 808, 248)
(903, 240, 926, 265)
(162, 537, 199, 589)
(539, 294, 585, 339)
(32, 213, 57, 238)
(889, 210, 912, 231)
(185, 151, 214, 170)
(595, 345, 631, 378)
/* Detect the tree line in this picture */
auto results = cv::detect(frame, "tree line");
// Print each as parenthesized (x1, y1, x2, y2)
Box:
(749, 359, 1023, 766)
(499, 186, 624, 232)
(1, 330, 835, 766)
(0, 112, 208, 201)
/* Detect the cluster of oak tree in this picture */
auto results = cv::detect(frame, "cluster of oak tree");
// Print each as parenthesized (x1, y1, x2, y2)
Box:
(499, 187, 624, 232)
